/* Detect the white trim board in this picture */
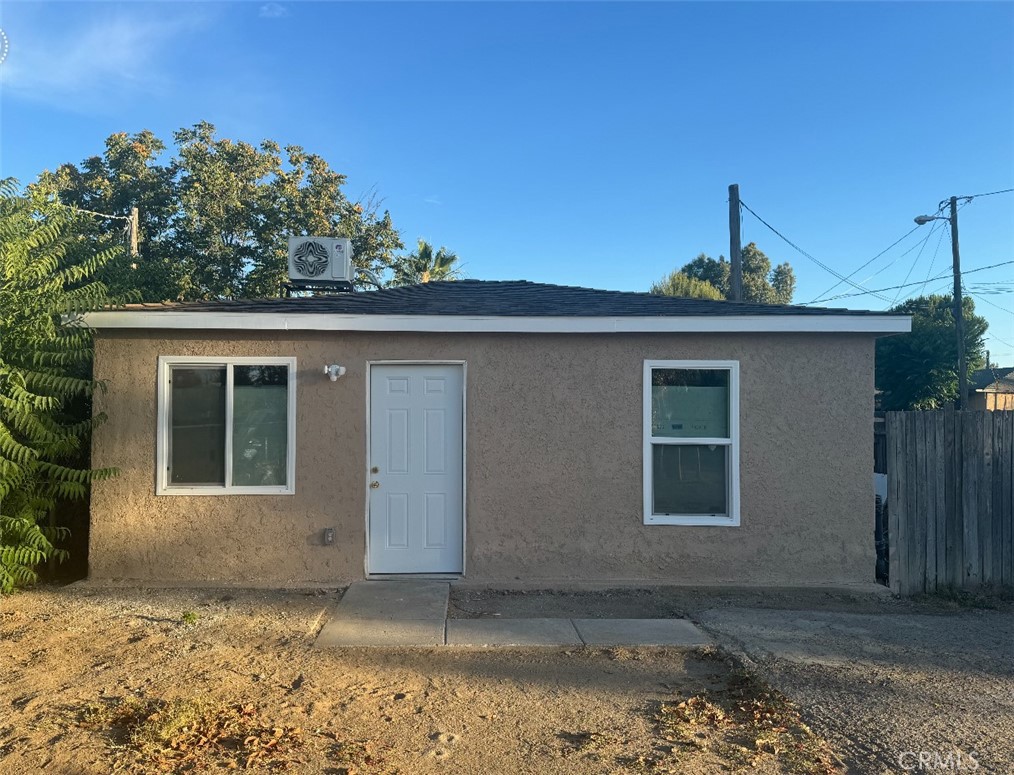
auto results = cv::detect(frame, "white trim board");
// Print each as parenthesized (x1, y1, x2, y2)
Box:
(84, 311, 911, 334)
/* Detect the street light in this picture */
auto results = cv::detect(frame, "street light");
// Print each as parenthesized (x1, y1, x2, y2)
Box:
(913, 196, 966, 410)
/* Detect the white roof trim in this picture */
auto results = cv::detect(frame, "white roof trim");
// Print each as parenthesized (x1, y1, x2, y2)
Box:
(82, 311, 912, 334)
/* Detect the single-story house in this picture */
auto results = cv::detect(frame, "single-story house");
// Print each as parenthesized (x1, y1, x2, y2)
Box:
(84, 280, 910, 587)
(967, 367, 1014, 411)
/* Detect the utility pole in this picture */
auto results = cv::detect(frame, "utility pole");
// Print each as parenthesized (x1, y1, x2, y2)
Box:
(949, 196, 967, 410)
(729, 183, 742, 301)
(130, 207, 139, 257)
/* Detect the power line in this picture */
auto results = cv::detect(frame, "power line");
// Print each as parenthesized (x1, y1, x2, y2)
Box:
(807, 260, 1014, 304)
(810, 222, 925, 301)
(890, 197, 971, 306)
(808, 220, 946, 304)
(984, 332, 1014, 351)
(810, 200, 953, 303)
(891, 220, 941, 306)
(969, 291, 1014, 317)
(958, 187, 1014, 199)
(739, 200, 894, 303)
(915, 221, 950, 298)
(51, 201, 139, 256)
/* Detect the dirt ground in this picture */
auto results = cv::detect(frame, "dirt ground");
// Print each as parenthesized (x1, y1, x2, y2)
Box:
(5, 584, 1008, 775)
(451, 586, 1014, 775)
(697, 606, 1014, 775)
(447, 585, 912, 620)
(1, 584, 843, 775)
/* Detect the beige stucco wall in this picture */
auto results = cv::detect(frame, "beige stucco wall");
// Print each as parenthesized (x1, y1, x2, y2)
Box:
(89, 330, 876, 586)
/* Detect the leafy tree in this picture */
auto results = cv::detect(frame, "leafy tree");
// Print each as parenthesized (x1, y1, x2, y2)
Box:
(680, 243, 795, 304)
(390, 239, 462, 286)
(32, 122, 403, 301)
(649, 270, 724, 300)
(876, 294, 988, 410)
(0, 182, 117, 593)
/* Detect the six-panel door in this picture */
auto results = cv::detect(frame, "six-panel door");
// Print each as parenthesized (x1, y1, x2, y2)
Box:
(368, 364, 464, 574)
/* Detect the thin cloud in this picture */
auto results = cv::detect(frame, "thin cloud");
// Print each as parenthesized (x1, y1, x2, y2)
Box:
(423, 195, 443, 206)
(259, 3, 289, 19)
(0, 10, 208, 112)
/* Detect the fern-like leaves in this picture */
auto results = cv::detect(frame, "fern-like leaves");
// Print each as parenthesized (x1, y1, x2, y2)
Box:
(0, 182, 120, 593)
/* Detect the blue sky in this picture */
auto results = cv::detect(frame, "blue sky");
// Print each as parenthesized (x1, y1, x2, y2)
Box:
(1, 1, 1012, 359)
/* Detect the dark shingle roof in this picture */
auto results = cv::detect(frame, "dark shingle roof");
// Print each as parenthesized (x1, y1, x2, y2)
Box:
(120, 280, 902, 318)
(969, 367, 1014, 393)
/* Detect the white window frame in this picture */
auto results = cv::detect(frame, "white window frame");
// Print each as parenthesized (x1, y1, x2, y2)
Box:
(156, 356, 297, 496)
(643, 359, 740, 526)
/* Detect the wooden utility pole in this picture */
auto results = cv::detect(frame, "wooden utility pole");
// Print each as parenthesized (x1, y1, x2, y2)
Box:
(729, 184, 742, 301)
(949, 196, 967, 410)
(129, 207, 139, 257)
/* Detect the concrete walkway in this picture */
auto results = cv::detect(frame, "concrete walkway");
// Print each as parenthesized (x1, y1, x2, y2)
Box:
(314, 581, 712, 648)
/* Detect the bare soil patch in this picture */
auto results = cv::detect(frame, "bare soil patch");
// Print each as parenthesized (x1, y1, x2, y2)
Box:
(448, 585, 908, 620)
(449, 584, 1014, 621)
(0, 584, 842, 774)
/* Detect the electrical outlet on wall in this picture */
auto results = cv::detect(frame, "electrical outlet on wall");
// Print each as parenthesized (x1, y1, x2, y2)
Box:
(323, 528, 335, 545)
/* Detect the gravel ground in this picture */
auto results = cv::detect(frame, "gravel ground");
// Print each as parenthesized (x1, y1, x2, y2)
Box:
(695, 606, 1014, 775)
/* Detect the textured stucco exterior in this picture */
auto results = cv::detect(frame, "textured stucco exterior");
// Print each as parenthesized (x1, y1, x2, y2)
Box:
(90, 330, 876, 586)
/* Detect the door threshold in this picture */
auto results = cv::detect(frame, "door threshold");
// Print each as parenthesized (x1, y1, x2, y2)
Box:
(366, 573, 462, 581)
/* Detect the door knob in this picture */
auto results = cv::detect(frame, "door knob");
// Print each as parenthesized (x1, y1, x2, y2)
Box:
(370, 481, 380, 489)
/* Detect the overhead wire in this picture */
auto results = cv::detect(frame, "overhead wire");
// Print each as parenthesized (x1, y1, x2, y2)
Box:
(738, 200, 895, 303)
(968, 290, 1014, 317)
(811, 260, 1014, 304)
(957, 187, 1014, 199)
(809, 222, 925, 301)
(915, 219, 951, 298)
(890, 221, 943, 306)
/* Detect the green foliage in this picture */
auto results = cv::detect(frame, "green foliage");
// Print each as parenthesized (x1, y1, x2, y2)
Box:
(390, 239, 462, 286)
(876, 294, 988, 410)
(32, 122, 404, 301)
(0, 181, 117, 593)
(680, 243, 796, 304)
(649, 270, 724, 300)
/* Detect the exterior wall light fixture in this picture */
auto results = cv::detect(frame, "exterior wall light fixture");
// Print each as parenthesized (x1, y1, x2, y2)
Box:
(324, 364, 347, 381)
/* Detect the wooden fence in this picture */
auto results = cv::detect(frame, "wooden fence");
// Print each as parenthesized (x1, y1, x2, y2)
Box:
(886, 411, 1013, 595)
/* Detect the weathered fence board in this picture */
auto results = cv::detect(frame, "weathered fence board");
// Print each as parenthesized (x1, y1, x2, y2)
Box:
(933, 412, 947, 587)
(887, 411, 1014, 594)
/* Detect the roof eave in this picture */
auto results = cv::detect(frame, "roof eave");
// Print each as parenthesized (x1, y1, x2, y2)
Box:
(81, 311, 913, 335)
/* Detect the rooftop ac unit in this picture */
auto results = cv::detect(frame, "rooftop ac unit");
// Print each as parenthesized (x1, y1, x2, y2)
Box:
(287, 236, 353, 283)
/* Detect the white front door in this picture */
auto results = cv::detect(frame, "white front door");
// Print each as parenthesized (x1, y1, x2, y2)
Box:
(368, 364, 464, 574)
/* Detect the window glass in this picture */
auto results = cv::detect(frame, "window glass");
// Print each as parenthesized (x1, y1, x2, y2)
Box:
(169, 366, 226, 485)
(652, 444, 727, 516)
(232, 365, 289, 487)
(651, 368, 729, 438)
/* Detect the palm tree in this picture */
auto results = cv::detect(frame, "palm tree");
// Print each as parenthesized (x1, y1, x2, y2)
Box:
(390, 239, 461, 286)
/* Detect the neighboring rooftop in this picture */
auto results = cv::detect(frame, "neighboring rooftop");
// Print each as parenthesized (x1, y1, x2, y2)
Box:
(84, 280, 911, 334)
(969, 367, 1014, 393)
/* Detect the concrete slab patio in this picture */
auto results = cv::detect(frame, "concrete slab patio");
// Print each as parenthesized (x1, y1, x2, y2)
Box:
(574, 618, 713, 646)
(314, 581, 713, 648)
(315, 618, 446, 648)
(445, 618, 583, 647)
(333, 580, 450, 620)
